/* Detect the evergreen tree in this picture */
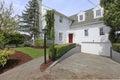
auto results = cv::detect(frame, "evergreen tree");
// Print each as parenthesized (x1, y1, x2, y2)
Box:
(20, 0, 41, 38)
(45, 10, 55, 40)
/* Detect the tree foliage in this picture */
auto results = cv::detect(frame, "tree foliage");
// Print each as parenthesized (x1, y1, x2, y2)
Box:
(20, 0, 41, 38)
(100, 0, 120, 43)
(100, 0, 120, 28)
(45, 10, 55, 60)
(7, 33, 25, 47)
(45, 10, 55, 40)
(0, 1, 19, 33)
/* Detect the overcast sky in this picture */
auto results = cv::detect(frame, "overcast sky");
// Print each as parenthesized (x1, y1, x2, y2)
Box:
(5, 0, 100, 16)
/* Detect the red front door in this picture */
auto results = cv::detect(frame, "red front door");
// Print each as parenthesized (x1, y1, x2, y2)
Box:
(69, 34, 73, 43)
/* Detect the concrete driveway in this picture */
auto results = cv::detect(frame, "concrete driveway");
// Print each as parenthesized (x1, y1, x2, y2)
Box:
(0, 47, 120, 79)
(49, 53, 120, 79)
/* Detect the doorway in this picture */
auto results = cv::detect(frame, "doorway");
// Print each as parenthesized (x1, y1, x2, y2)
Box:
(69, 33, 73, 43)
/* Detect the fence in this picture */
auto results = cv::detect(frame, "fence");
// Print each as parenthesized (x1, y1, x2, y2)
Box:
(111, 50, 120, 63)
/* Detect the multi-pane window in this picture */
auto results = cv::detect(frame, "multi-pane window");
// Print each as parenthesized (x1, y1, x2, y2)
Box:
(59, 32, 63, 41)
(59, 16, 63, 23)
(96, 9, 101, 17)
(84, 29, 88, 36)
(99, 27, 104, 35)
(79, 15, 83, 21)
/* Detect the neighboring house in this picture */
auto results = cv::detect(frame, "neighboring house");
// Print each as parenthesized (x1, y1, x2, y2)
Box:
(42, 5, 112, 57)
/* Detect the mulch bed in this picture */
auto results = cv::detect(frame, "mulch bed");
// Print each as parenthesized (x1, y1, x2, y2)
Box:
(0, 51, 32, 74)
(40, 59, 53, 72)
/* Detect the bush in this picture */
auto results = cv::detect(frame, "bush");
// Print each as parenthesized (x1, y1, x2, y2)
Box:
(35, 38, 44, 47)
(4, 33, 25, 47)
(112, 43, 120, 53)
(49, 43, 76, 61)
(23, 41, 32, 47)
(0, 49, 15, 67)
(0, 33, 5, 49)
(109, 28, 116, 43)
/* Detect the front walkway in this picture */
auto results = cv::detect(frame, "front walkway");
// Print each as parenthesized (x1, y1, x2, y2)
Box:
(0, 47, 120, 79)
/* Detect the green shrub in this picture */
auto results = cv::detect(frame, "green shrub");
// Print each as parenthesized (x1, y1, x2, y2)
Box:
(0, 49, 15, 67)
(35, 38, 44, 47)
(0, 33, 5, 49)
(4, 33, 25, 47)
(23, 41, 32, 47)
(112, 43, 120, 53)
(49, 43, 76, 61)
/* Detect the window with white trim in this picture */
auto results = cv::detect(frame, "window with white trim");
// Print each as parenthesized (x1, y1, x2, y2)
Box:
(59, 32, 63, 41)
(93, 5, 103, 19)
(84, 29, 88, 36)
(78, 12, 85, 22)
(99, 27, 104, 35)
(79, 15, 83, 21)
(96, 9, 101, 17)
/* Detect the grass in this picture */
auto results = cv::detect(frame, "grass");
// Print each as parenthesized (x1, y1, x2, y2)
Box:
(14, 47, 48, 59)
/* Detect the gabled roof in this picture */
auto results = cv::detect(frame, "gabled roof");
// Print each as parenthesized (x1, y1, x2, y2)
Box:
(42, 5, 71, 20)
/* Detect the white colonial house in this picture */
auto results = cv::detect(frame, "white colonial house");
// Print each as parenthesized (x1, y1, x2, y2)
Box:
(42, 5, 112, 57)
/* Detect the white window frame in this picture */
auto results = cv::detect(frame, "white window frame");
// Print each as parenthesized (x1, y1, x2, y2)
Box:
(59, 32, 63, 41)
(93, 5, 104, 19)
(77, 11, 85, 22)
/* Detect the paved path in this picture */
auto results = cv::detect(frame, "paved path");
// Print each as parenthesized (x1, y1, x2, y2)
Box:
(0, 46, 120, 79)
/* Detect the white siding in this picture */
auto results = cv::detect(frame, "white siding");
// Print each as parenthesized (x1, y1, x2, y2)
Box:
(67, 23, 111, 44)
(54, 13, 71, 44)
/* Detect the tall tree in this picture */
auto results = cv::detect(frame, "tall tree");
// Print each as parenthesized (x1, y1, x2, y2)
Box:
(20, 0, 41, 38)
(100, 0, 120, 43)
(0, 1, 19, 33)
(0, 1, 20, 48)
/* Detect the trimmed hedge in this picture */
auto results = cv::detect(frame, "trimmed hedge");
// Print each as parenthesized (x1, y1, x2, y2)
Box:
(49, 43, 76, 61)
(112, 43, 120, 53)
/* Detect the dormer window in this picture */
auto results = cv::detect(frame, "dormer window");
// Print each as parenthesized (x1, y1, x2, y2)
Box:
(78, 12, 85, 22)
(96, 9, 102, 17)
(79, 15, 83, 21)
(93, 5, 103, 19)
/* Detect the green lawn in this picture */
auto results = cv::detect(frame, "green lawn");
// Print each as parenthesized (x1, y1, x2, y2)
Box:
(14, 47, 48, 59)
